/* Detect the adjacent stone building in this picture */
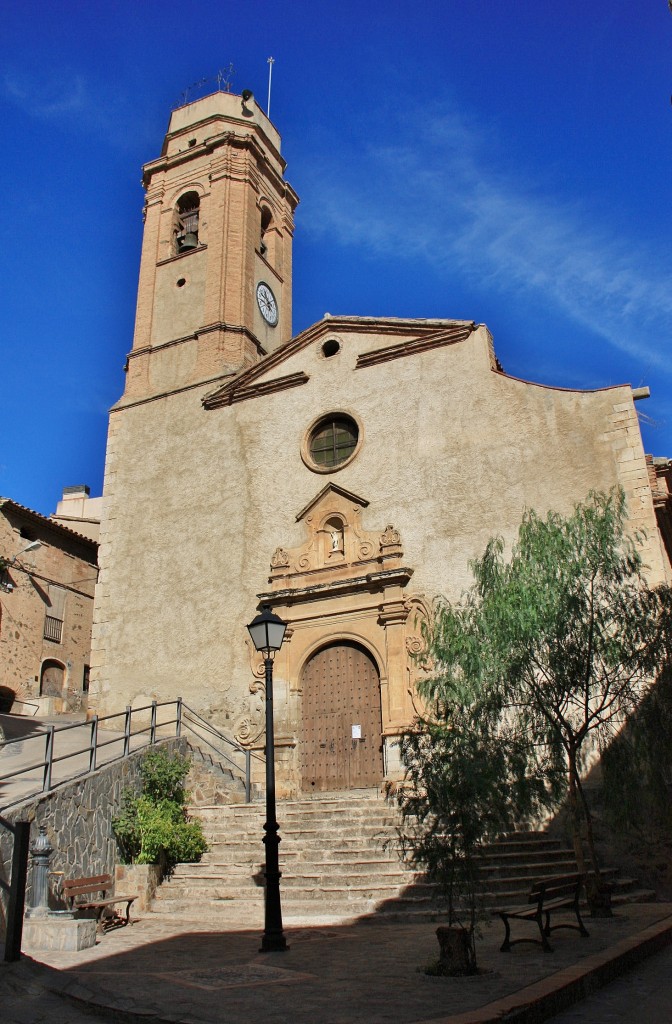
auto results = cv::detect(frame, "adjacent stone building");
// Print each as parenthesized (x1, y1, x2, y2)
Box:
(51, 484, 103, 543)
(90, 90, 672, 796)
(0, 498, 98, 714)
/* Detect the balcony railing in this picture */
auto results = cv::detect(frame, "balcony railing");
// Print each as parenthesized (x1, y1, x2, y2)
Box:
(43, 615, 63, 643)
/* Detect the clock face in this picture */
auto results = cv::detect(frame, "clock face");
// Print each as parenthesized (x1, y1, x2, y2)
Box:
(256, 281, 278, 327)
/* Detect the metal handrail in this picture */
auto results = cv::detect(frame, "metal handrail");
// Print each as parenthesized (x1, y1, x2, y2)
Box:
(0, 698, 262, 811)
(4, 699, 39, 717)
(0, 698, 262, 962)
(179, 703, 264, 803)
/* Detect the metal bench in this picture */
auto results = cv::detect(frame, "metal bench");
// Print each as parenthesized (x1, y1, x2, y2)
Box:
(492, 872, 589, 952)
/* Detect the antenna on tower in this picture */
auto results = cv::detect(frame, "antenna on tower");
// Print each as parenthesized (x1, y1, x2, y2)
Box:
(216, 63, 235, 93)
(178, 77, 208, 106)
(267, 56, 275, 118)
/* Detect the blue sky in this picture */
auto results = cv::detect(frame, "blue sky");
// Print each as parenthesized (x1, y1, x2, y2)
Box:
(2, 0, 671, 516)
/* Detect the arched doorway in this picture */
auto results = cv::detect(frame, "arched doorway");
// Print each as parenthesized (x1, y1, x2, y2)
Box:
(300, 641, 383, 791)
(40, 660, 65, 698)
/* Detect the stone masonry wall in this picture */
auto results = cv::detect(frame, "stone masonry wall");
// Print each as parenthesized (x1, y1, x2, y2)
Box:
(0, 737, 186, 937)
(185, 742, 248, 805)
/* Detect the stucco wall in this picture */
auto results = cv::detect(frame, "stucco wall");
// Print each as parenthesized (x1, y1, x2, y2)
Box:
(90, 321, 663, 771)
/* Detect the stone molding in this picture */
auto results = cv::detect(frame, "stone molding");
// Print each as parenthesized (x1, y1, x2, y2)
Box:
(355, 322, 475, 368)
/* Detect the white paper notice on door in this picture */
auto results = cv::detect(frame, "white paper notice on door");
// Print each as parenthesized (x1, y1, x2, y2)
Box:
(351, 724, 362, 739)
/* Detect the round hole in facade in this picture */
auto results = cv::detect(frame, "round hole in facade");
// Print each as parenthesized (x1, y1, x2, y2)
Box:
(176, 277, 186, 288)
(308, 414, 359, 470)
(321, 339, 340, 358)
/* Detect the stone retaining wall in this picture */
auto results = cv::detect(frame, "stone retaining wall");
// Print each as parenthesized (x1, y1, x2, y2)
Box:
(185, 742, 248, 805)
(0, 737, 187, 938)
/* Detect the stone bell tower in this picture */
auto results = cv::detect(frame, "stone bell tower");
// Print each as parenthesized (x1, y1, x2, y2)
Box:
(123, 90, 298, 403)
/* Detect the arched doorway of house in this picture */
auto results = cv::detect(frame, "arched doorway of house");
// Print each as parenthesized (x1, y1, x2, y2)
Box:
(300, 641, 383, 792)
(40, 659, 65, 698)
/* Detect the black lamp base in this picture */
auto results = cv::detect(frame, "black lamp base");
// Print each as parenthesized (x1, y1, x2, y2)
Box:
(260, 933, 289, 952)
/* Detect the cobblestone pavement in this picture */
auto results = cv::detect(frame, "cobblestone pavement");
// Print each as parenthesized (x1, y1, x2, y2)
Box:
(1, 902, 672, 1024)
(546, 943, 672, 1023)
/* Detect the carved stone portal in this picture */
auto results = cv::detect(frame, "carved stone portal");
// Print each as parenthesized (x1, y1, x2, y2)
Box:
(246, 484, 428, 792)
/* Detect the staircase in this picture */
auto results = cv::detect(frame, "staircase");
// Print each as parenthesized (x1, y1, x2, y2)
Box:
(151, 789, 412, 925)
(148, 791, 654, 926)
(477, 832, 654, 908)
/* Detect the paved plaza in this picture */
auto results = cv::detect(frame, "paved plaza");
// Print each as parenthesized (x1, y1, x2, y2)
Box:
(2, 901, 671, 1024)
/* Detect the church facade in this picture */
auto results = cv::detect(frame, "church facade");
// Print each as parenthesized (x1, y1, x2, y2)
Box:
(90, 91, 671, 796)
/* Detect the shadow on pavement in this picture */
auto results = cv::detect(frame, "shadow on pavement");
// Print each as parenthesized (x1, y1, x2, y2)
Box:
(6, 900, 672, 1024)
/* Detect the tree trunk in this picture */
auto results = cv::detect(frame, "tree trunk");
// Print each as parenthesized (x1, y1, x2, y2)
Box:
(435, 926, 477, 976)
(575, 770, 602, 884)
(570, 750, 612, 917)
(567, 749, 587, 877)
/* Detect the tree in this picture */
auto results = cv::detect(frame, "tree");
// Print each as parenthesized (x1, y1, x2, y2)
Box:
(393, 696, 553, 973)
(415, 489, 671, 903)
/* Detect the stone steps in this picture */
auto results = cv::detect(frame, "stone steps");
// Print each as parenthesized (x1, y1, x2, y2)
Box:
(173, 857, 400, 877)
(149, 789, 654, 924)
(154, 790, 407, 918)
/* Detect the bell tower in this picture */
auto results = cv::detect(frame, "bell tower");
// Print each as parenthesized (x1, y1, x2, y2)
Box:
(123, 91, 298, 402)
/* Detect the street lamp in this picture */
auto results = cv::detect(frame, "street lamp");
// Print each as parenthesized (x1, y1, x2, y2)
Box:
(246, 604, 289, 952)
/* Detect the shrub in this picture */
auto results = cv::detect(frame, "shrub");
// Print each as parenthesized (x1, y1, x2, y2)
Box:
(113, 749, 207, 868)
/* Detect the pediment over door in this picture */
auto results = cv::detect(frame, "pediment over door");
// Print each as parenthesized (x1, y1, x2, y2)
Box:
(266, 484, 411, 599)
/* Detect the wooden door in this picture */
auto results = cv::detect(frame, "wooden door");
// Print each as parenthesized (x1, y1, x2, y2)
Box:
(40, 661, 64, 698)
(300, 642, 383, 791)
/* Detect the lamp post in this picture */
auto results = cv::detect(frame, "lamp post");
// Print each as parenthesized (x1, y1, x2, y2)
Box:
(246, 604, 288, 952)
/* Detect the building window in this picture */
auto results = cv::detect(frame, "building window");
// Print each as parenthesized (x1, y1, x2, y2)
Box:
(44, 585, 66, 644)
(43, 616, 63, 643)
(174, 191, 200, 254)
(82, 665, 90, 693)
(306, 414, 360, 471)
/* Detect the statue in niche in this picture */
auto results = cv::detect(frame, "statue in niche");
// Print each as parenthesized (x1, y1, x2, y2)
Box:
(324, 518, 344, 556)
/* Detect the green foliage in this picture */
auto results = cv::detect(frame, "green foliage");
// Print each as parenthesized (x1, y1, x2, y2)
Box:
(113, 749, 207, 868)
(139, 748, 191, 804)
(454, 488, 671, 879)
(396, 703, 553, 944)
(398, 488, 672, 925)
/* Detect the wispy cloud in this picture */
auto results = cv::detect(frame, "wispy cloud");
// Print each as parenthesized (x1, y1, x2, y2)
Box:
(301, 101, 672, 375)
(4, 72, 88, 119)
(2, 70, 139, 149)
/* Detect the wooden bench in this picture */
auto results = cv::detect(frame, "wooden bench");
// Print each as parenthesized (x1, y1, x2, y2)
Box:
(60, 874, 138, 934)
(493, 873, 589, 952)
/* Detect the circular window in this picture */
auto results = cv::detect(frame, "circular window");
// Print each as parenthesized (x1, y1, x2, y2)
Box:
(305, 414, 360, 472)
(321, 339, 341, 358)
